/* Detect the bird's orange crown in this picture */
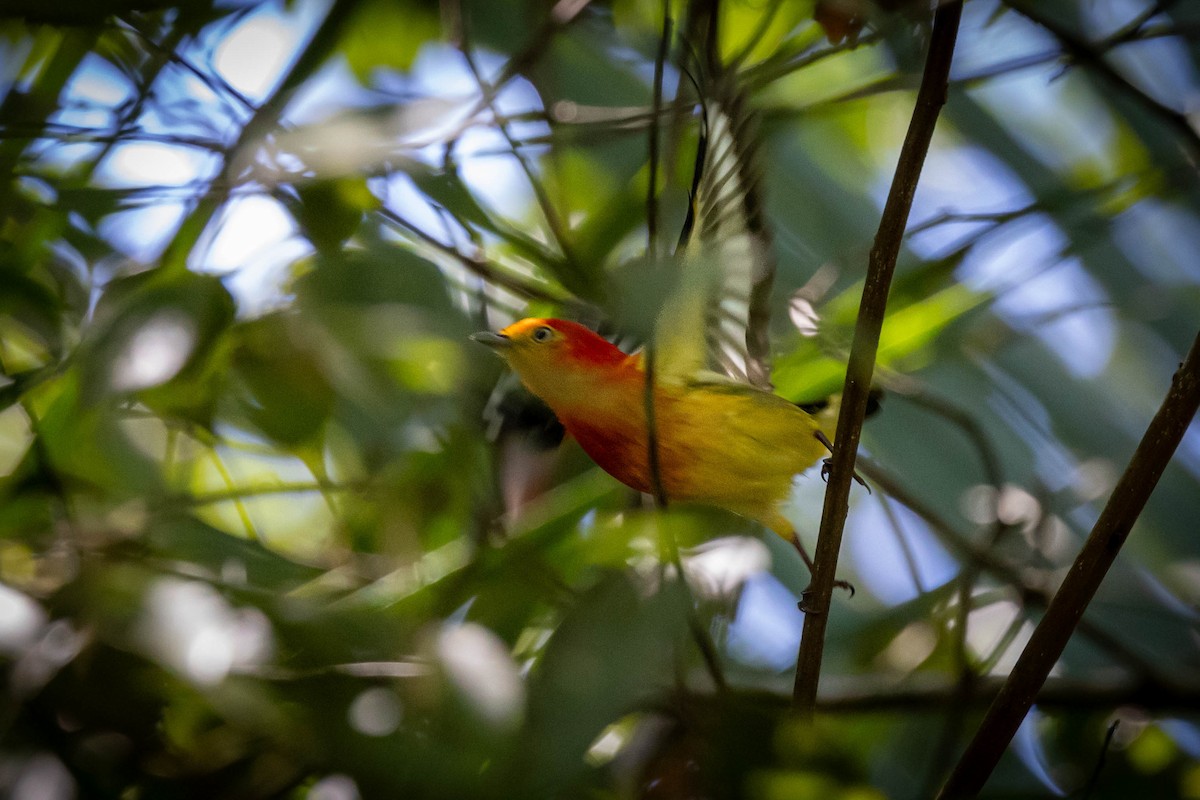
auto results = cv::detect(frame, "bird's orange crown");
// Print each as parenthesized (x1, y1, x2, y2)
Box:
(496, 318, 629, 369)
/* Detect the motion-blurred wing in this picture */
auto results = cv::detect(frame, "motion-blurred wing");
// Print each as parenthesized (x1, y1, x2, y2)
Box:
(654, 80, 775, 389)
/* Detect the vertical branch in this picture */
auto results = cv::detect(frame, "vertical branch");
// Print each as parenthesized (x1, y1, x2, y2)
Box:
(643, 347, 669, 509)
(645, 1, 727, 694)
(792, 1, 963, 715)
(647, 0, 671, 259)
(937, 330, 1200, 800)
(645, 0, 671, 510)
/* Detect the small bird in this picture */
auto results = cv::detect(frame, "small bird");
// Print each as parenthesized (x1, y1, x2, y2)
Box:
(472, 70, 862, 591)
(471, 317, 840, 574)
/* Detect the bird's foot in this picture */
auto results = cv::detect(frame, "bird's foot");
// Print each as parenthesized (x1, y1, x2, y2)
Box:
(798, 586, 817, 614)
(797, 579, 856, 613)
(820, 458, 870, 492)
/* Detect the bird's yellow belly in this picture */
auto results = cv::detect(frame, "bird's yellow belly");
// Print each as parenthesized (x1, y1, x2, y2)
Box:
(562, 385, 825, 523)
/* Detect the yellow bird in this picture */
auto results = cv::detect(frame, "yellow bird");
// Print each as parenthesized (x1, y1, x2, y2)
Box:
(475, 85, 859, 592)
(472, 317, 855, 592)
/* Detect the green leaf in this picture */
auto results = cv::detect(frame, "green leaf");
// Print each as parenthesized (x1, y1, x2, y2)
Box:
(80, 269, 236, 424)
(341, 0, 441, 82)
(230, 313, 335, 447)
(34, 371, 164, 497)
(522, 571, 686, 792)
(294, 245, 453, 311)
(293, 177, 379, 252)
(146, 511, 326, 591)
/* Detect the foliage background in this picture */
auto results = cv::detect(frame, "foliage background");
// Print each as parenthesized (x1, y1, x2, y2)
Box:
(1, 0, 1199, 797)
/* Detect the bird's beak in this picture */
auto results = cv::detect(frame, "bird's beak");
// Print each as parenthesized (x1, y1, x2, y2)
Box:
(470, 331, 512, 349)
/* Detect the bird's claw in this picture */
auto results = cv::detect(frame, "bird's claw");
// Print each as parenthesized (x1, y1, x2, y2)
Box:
(797, 579, 856, 613)
(798, 586, 817, 614)
(820, 458, 869, 492)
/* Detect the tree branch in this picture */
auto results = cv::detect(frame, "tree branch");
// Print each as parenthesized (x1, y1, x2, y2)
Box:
(158, 0, 363, 273)
(686, 676, 1200, 715)
(937, 330, 1200, 799)
(792, 1, 964, 715)
(859, 457, 1167, 682)
(1002, 0, 1200, 166)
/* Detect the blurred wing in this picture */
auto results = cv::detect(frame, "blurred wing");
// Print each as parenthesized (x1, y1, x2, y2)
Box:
(655, 81, 775, 389)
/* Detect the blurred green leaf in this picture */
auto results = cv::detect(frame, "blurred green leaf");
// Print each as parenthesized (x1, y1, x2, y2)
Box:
(293, 177, 379, 252)
(34, 371, 164, 497)
(230, 313, 335, 447)
(522, 571, 687, 791)
(341, 0, 441, 81)
(78, 269, 236, 425)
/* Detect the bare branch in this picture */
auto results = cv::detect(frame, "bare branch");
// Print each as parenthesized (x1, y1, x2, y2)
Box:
(158, 0, 364, 273)
(793, 1, 964, 716)
(860, 457, 1167, 682)
(1002, 0, 1200, 166)
(938, 330, 1200, 799)
(686, 676, 1200, 715)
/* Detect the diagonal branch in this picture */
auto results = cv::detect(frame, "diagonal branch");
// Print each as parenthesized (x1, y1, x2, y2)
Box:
(645, 0, 671, 510)
(158, 0, 363, 273)
(458, 44, 580, 271)
(859, 457, 1166, 682)
(686, 676, 1200, 715)
(792, 0, 964, 716)
(1002, 0, 1200, 166)
(937, 329, 1200, 799)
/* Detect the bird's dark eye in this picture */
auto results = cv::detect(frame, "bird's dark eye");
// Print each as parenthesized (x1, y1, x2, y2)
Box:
(532, 326, 554, 343)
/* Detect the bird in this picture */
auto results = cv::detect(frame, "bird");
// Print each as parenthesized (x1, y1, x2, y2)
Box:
(472, 51, 862, 594)
(471, 317, 856, 592)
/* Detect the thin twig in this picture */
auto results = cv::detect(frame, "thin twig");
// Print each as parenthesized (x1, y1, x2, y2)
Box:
(888, 385, 1010, 792)
(875, 490, 926, 594)
(644, 2, 725, 695)
(458, 44, 579, 270)
(0, 28, 98, 204)
(375, 205, 570, 307)
(1002, 0, 1200, 166)
(937, 330, 1200, 799)
(647, 1, 671, 259)
(860, 457, 1165, 682)
(1080, 720, 1120, 800)
(451, 0, 595, 134)
(726, 0, 783, 73)
(157, 0, 363, 273)
(115, 17, 256, 116)
(643, 347, 668, 509)
(683, 677, 1200, 714)
(160, 479, 363, 507)
(207, 449, 261, 542)
(644, 0, 671, 510)
(792, 1, 963, 716)
(741, 31, 884, 91)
